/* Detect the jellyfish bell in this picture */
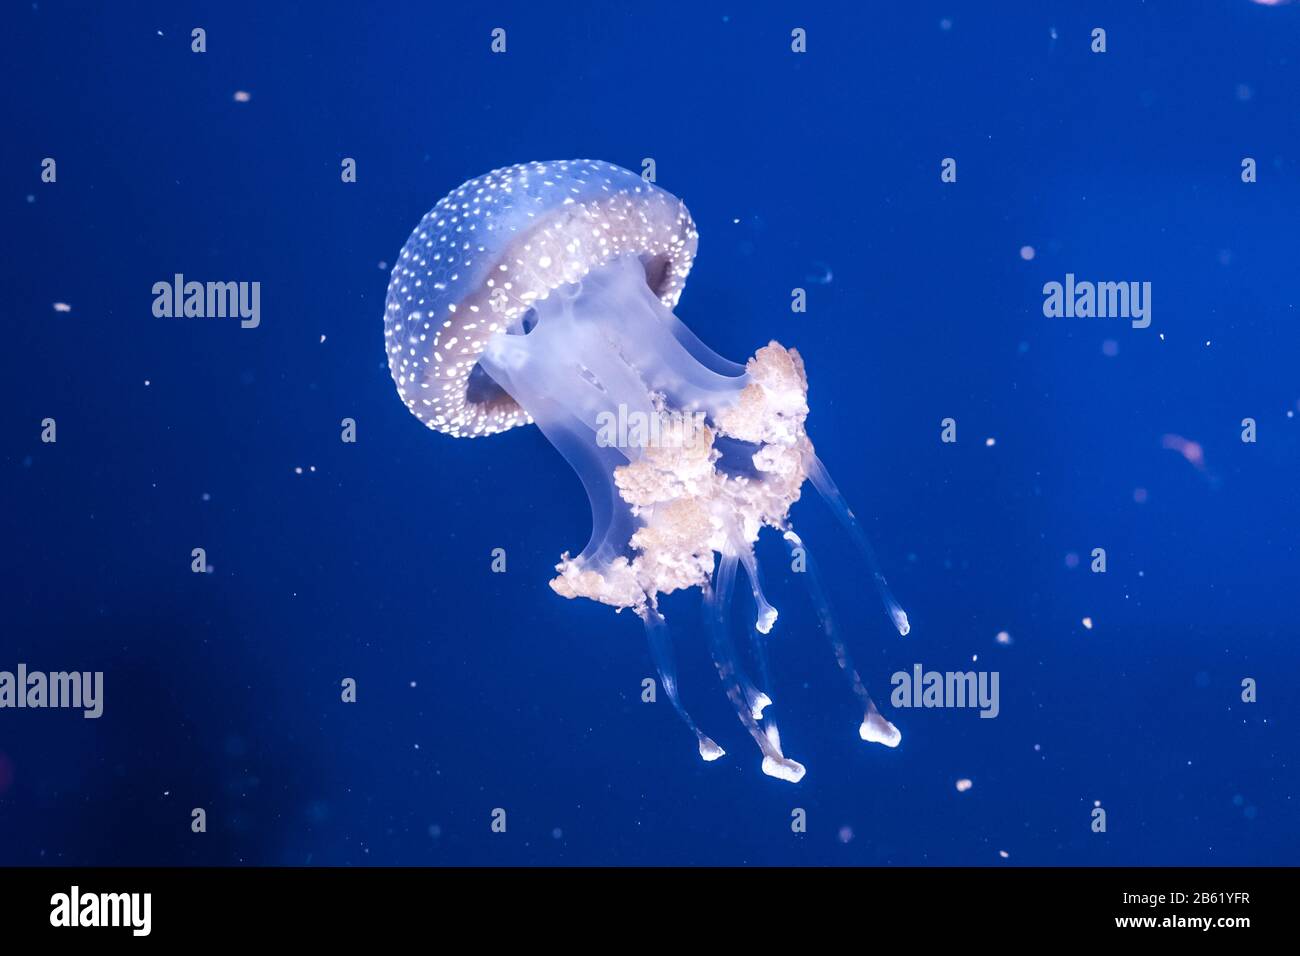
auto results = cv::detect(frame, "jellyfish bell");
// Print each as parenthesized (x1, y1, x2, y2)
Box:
(385, 159, 909, 782)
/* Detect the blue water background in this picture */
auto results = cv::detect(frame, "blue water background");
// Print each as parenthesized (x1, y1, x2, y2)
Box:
(1, 1, 1296, 865)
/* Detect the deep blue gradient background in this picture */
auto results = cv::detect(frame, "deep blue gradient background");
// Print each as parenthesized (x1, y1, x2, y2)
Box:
(1, 1, 1296, 865)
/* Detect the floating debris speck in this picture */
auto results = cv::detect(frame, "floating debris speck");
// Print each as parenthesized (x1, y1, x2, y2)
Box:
(233, 90, 251, 103)
(805, 261, 834, 285)
(52, 302, 71, 313)
(1162, 434, 1205, 470)
(956, 778, 973, 792)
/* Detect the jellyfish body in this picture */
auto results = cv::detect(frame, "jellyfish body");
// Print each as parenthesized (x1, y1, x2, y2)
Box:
(385, 160, 909, 781)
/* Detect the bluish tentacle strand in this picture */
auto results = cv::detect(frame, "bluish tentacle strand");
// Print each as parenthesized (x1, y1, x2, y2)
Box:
(733, 540, 778, 725)
(706, 561, 805, 782)
(640, 606, 724, 763)
(806, 453, 911, 637)
(714, 554, 771, 722)
(784, 530, 901, 748)
(734, 533, 779, 636)
(715, 523, 777, 724)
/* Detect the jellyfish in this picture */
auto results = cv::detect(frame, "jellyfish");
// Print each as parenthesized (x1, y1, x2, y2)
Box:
(384, 160, 909, 782)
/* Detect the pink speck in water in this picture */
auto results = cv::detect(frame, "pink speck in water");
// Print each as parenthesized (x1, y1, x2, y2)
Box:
(1162, 434, 1205, 470)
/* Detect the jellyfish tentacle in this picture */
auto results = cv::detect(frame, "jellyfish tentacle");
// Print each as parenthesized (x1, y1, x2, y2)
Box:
(805, 454, 911, 637)
(714, 553, 772, 721)
(475, 379, 630, 567)
(721, 528, 777, 719)
(664, 306, 746, 377)
(706, 562, 805, 783)
(480, 324, 649, 569)
(784, 530, 902, 748)
(582, 256, 749, 412)
(640, 605, 724, 763)
(735, 535, 779, 636)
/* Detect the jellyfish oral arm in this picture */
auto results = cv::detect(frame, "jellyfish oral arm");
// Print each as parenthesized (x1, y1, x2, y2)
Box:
(478, 254, 790, 612)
